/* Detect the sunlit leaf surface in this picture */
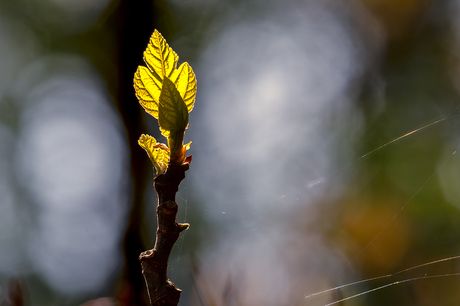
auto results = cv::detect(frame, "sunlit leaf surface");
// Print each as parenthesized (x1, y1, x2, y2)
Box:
(174, 62, 197, 113)
(159, 77, 189, 158)
(134, 29, 196, 168)
(159, 77, 188, 135)
(134, 30, 197, 119)
(138, 134, 170, 174)
(134, 66, 161, 118)
(144, 29, 179, 81)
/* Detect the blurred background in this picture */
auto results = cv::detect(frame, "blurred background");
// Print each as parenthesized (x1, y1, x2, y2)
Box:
(1, 0, 460, 305)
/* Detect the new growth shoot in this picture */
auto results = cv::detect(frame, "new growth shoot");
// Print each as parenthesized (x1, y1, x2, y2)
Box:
(135, 29, 197, 173)
(133, 29, 197, 306)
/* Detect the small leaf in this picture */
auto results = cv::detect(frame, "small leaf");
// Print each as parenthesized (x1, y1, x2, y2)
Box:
(138, 134, 170, 175)
(173, 62, 197, 113)
(159, 77, 189, 135)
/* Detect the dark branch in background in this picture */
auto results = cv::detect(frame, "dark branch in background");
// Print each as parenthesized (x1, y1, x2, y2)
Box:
(6, 277, 26, 306)
(113, 0, 155, 304)
(113, 1, 183, 304)
(140, 164, 190, 306)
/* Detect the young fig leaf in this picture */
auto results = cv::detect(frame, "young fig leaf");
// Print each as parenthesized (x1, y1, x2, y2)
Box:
(134, 30, 197, 119)
(159, 77, 189, 160)
(159, 77, 189, 135)
(138, 134, 170, 175)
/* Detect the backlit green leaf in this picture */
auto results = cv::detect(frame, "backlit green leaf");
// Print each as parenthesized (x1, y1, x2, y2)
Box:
(173, 62, 197, 113)
(144, 29, 179, 82)
(159, 77, 189, 135)
(134, 29, 197, 168)
(138, 134, 170, 175)
(134, 30, 196, 120)
(134, 66, 161, 118)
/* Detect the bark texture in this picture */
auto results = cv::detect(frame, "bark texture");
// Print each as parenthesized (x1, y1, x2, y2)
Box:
(139, 163, 190, 306)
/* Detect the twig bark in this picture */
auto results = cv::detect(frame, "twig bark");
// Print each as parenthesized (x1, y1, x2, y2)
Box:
(139, 163, 190, 306)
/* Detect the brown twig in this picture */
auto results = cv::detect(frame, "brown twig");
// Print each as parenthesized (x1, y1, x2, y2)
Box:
(139, 163, 190, 306)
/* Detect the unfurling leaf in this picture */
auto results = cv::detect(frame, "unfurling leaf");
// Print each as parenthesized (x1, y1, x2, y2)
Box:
(138, 134, 170, 175)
